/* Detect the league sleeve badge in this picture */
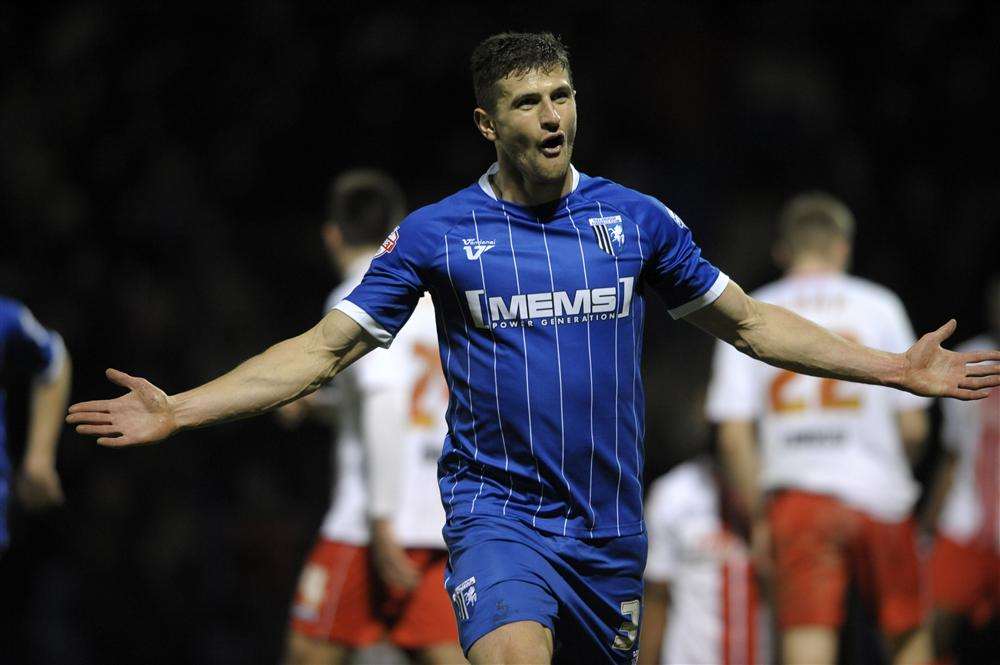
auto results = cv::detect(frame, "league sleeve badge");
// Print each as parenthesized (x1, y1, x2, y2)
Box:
(374, 226, 400, 258)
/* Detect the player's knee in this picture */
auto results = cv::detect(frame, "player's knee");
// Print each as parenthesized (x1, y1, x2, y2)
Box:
(467, 621, 553, 665)
(284, 631, 347, 665)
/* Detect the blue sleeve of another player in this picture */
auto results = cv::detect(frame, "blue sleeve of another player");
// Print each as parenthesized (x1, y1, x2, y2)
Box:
(3, 302, 63, 381)
(642, 199, 729, 319)
(334, 214, 436, 347)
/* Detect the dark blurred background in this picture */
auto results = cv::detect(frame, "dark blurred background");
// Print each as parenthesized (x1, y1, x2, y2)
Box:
(1, 2, 997, 663)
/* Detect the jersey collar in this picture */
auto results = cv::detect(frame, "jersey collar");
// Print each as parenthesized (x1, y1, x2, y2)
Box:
(477, 162, 580, 201)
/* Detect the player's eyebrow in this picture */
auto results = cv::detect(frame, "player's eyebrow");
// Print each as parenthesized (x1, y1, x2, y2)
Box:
(509, 85, 573, 108)
(510, 91, 541, 108)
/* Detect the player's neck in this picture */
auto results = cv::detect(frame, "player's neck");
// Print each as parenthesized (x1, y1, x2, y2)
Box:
(786, 256, 845, 277)
(335, 245, 378, 273)
(490, 157, 573, 207)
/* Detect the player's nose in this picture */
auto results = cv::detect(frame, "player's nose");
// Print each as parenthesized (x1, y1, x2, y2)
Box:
(539, 97, 561, 130)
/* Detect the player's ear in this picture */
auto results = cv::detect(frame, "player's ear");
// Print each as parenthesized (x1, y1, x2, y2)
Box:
(473, 107, 497, 142)
(833, 239, 852, 271)
(322, 223, 343, 255)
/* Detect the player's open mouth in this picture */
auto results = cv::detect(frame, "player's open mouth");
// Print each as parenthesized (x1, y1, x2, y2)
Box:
(539, 133, 565, 157)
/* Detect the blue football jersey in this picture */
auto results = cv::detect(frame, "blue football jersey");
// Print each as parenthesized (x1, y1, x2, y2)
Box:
(1, 298, 64, 549)
(336, 164, 727, 538)
(0, 298, 64, 490)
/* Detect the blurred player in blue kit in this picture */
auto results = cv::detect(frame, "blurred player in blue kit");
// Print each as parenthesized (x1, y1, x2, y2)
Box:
(68, 32, 1000, 664)
(0, 297, 71, 554)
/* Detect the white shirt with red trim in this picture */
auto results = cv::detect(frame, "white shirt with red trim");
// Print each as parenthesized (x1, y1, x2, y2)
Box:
(705, 273, 929, 521)
(318, 258, 448, 548)
(938, 334, 999, 550)
(645, 459, 768, 665)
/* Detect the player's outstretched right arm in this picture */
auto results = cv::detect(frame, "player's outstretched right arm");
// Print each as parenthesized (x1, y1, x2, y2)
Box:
(687, 281, 1000, 400)
(67, 309, 378, 447)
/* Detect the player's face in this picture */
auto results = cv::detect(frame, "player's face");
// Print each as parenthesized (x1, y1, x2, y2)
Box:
(487, 67, 577, 184)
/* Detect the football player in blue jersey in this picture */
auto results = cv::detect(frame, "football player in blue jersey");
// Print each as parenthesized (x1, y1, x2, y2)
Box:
(69, 32, 1000, 664)
(1, 298, 71, 554)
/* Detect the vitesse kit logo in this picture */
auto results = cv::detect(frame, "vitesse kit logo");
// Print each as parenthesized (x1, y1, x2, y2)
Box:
(465, 277, 635, 329)
(463, 237, 495, 260)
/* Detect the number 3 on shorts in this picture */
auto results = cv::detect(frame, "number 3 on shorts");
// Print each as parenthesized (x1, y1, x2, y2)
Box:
(612, 599, 640, 651)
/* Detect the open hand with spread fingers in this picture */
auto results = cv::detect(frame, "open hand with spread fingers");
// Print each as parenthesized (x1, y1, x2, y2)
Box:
(66, 368, 178, 446)
(900, 320, 1000, 400)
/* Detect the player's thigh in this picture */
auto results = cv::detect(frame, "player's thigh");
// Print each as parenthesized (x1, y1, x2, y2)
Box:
(444, 519, 560, 656)
(769, 491, 853, 630)
(544, 535, 646, 664)
(444, 516, 644, 664)
(467, 620, 553, 665)
(284, 631, 348, 665)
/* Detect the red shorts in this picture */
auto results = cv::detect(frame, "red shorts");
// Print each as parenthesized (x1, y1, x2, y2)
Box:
(931, 534, 999, 626)
(769, 490, 924, 635)
(288, 539, 458, 649)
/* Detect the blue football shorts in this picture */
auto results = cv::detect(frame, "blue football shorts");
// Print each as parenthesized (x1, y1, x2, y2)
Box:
(443, 514, 647, 664)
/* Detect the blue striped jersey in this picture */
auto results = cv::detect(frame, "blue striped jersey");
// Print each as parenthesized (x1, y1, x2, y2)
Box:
(335, 164, 728, 537)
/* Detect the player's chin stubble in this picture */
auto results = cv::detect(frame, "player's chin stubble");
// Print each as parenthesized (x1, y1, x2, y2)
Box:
(535, 148, 572, 183)
(502, 138, 571, 186)
(518, 139, 571, 182)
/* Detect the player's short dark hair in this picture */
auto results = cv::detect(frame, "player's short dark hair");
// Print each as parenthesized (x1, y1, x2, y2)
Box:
(327, 169, 406, 246)
(778, 191, 856, 257)
(471, 32, 572, 112)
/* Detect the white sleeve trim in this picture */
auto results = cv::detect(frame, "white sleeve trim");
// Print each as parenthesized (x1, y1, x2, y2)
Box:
(333, 300, 394, 348)
(668, 271, 730, 320)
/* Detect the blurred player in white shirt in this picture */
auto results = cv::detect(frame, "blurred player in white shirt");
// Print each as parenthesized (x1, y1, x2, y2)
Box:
(705, 193, 932, 665)
(282, 171, 461, 665)
(923, 276, 999, 662)
(640, 455, 769, 665)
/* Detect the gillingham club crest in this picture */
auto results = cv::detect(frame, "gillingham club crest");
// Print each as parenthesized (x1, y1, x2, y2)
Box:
(451, 576, 478, 621)
(588, 215, 625, 255)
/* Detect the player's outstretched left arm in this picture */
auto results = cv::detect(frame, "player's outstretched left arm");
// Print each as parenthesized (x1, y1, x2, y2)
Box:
(686, 281, 1000, 400)
(67, 309, 378, 446)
